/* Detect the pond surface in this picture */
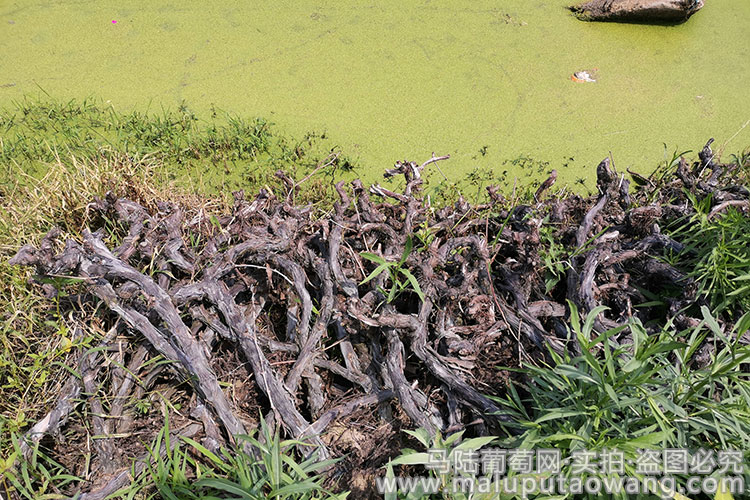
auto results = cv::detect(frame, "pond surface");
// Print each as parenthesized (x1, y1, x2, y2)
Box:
(1, 0, 749, 186)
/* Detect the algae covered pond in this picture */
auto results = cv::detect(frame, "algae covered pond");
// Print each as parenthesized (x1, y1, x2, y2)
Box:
(1, 0, 749, 187)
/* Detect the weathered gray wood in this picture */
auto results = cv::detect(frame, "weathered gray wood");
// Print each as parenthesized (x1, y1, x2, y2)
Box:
(572, 0, 703, 22)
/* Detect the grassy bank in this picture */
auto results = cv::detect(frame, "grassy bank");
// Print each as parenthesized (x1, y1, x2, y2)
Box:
(0, 99, 581, 207)
(1, 101, 750, 499)
(0, 98, 359, 196)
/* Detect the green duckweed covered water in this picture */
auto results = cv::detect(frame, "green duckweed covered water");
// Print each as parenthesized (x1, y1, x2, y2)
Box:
(1, 0, 749, 188)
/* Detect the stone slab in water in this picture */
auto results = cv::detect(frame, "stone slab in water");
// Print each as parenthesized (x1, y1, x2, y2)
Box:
(572, 0, 704, 22)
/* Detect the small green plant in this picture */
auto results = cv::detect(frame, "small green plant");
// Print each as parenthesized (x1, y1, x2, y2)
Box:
(360, 236, 425, 303)
(414, 220, 437, 249)
(537, 217, 611, 294)
(538, 219, 569, 293)
(645, 146, 693, 199)
(729, 149, 750, 172)
(133, 397, 152, 415)
(383, 428, 497, 500)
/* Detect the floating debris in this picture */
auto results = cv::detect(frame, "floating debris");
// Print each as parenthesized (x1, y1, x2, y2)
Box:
(571, 69, 598, 83)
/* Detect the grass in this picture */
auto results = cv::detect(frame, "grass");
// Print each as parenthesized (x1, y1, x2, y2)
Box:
(384, 304, 750, 499)
(116, 415, 347, 500)
(668, 193, 750, 317)
(0, 98, 356, 195)
(497, 302, 750, 456)
(2, 414, 347, 500)
(1, 434, 80, 500)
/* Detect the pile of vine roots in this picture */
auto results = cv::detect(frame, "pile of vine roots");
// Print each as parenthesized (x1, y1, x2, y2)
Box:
(9, 139, 749, 497)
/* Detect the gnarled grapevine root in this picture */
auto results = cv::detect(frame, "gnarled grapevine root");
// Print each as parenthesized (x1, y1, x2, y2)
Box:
(9, 140, 746, 495)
